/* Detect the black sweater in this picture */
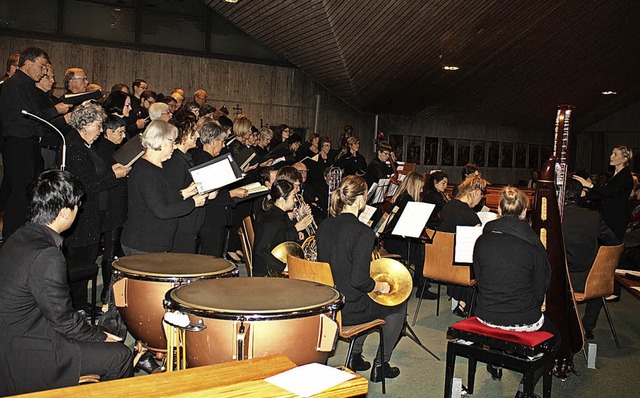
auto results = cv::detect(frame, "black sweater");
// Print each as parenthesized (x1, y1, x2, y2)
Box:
(121, 158, 195, 252)
(473, 216, 550, 327)
(252, 206, 298, 277)
(317, 213, 378, 325)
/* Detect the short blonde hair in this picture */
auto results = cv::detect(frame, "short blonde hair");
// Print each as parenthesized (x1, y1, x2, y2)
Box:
(233, 114, 252, 138)
(141, 120, 177, 151)
(614, 145, 633, 167)
(499, 186, 528, 217)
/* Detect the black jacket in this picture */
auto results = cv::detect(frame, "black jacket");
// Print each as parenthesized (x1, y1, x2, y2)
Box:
(336, 151, 367, 177)
(563, 202, 619, 274)
(0, 70, 58, 139)
(163, 149, 205, 237)
(95, 137, 128, 230)
(252, 205, 298, 277)
(121, 158, 195, 252)
(64, 131, 118, 247)
(365, 156, 394, 187)
(587, 166, 633, 240)
(473, 216, 550, 327)
(0, 223, 106, 395)
(317, 213, 379, 325)
(439, 198, 480, 233)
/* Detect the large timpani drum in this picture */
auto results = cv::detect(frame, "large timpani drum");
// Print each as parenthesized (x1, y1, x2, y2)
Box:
(112, 253, 238, 352)
(164, 278, 343, 366)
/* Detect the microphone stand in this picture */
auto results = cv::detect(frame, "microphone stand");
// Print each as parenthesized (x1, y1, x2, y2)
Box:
(21, 109, 66, 171)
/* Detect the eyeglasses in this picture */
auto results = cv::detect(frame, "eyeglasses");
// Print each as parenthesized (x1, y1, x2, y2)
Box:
(72, 77, 89, 81)
(33, 60, 48, 70)
(161, 111, 172, 115)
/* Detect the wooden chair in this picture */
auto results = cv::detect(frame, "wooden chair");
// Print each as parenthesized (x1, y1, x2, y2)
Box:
(573, 244, 625, 349)
(78, 374, 100, 384)
(242, 216, 255, 248)
(287, 255, 388, 394)
(413, 230, 476, 325)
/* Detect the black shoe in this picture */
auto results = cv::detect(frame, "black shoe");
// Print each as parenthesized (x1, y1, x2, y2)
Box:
(452, 304, 468, 318)
(370, 362, 400, 382)
(135, 352, 159, 374)
(486, 363, 502, 380)
(415, 289, 438, 300)
(346, 354, 371, 371)
(585, 329, 595, 340)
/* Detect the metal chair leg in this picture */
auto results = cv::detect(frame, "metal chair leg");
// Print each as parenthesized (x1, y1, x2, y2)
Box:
(601, 298, 621, 349)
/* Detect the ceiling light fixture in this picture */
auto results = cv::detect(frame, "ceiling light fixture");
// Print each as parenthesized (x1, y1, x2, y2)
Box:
(224, 0, 239, 3)
(601, 90, 617, 95)
(443, 66, 460, 71)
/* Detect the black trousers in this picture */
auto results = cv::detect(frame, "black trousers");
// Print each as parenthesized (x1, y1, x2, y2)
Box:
(101, 227, 123, 301)
(66, 243, 100, 310)
(350, 301, 407, 364)
(2, 137, 43, 239)
(78, 341, 133, 381)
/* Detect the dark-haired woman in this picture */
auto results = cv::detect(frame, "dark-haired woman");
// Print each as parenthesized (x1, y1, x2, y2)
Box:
(473, 186, 558, 398)
(95, 115, 128, 303)
(164, 110, 206, 253)
(316, 175, 406, 382)
(252, 180, 313, 277)
(423, 171, 450, 229)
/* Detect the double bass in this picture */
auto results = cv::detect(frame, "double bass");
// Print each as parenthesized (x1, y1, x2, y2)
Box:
(530, 105, 584, 379)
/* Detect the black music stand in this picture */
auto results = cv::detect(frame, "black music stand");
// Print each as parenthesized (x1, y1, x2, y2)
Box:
(387, 202, 440, 360)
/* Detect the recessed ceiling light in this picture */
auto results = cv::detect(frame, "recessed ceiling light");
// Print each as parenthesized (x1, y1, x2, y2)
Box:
(224, 0, 239, 3)
(443, 66, 460, 71)
(601, 90, 617, 95)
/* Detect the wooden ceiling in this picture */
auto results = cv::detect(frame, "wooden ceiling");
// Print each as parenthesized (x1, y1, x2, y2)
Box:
(205, 0, 640, 131)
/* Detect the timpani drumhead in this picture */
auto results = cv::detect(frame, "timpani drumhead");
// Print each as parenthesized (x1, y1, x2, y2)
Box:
(167, 278, 341, 316)
(112, 253, 236, 279)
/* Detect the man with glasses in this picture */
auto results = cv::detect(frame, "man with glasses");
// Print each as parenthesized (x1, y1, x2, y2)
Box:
(0, 47, 72, 239)
(130, 78, 148, 110)
(365, 142, 397, 187)
(62, 67, 89, 95)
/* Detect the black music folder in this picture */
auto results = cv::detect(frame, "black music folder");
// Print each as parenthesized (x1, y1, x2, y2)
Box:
(112, 135, 144, 167)
(189, 153, 244, 194)
(61, 90, 104, 105)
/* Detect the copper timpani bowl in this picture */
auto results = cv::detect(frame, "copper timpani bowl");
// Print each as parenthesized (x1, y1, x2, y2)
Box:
(112, 253, 238, 352)
(164, 278, 343, 366)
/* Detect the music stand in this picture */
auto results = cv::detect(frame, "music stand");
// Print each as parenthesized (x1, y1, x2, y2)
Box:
(388, 202, 440, 360)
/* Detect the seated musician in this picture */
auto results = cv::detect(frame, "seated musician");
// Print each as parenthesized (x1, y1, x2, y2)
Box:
(252, 180, 313, 277)
(563, 179, 619, 340)
(439, 176, 487, 316)
(365, 142, 396, 187)
(383, 171, 437, 299)
(473, 186, 559, 398)
(0, 170, 132, 396)
(316, 175, 407, 382)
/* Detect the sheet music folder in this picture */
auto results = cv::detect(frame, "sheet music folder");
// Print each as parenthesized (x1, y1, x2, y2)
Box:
(112, 135, 144, 167)
(390, 201, 435, 238)
(189, 153, 244, 194)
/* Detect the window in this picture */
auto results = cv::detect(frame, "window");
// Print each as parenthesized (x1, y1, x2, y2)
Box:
(442, 138, 454, 166)
(424, 137, 438, 165)
(501, 143, 513, 168)
(406, 135, 421, 164)
(140, 12, 206, 51)
(388, 134, 404, 161)
(456, 140, 470, 166)
(528, 145, 539, 169)
(487, 141, 499, 167)
(472, 141, 485, 166)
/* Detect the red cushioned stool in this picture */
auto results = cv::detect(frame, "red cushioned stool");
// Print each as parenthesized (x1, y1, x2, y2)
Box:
(444, 316, 556, 398)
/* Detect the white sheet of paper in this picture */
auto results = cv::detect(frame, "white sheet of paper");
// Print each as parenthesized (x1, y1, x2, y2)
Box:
(359, 205, 376, 225)
(264, 363, 355, 397)
(391, 201, 435, 238)
(616, 269, 640, 277)
(476, 211, 498, 226)
(455, 226, 484, 263)
(372, 179, 390, 204)
(190, 160, 242, 193)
